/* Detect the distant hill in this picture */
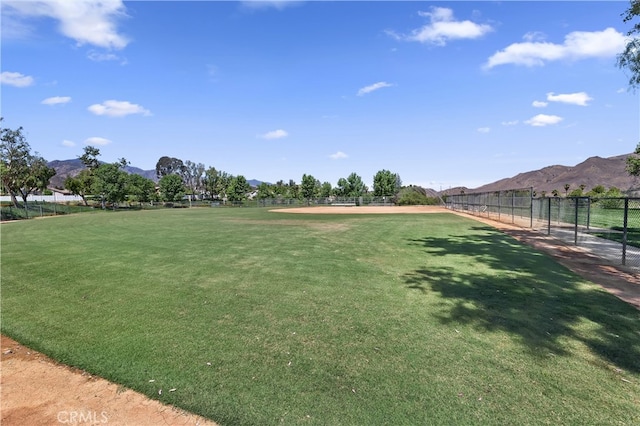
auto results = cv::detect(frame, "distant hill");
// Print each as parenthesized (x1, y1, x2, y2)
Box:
(439, 153, 640, 196)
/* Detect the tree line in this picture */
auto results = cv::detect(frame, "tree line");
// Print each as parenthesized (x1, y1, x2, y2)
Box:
(1, 120, 414, 208)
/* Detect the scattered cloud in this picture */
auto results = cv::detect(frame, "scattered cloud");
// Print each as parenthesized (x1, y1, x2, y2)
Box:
(62, 139, 76, 147)
(41, 96, 71, 105)
(546, 91, 592, 106)
(259, 129, 288, 139)
(329, 151, 348, 160)
(532, 100, 548, 108)
(501, 120, 519, 126)
(525, 114, 563, 127)
(477, 127, 491, 133)
(387, 7, 493, 46)
(240, 1, 302, 11)
(3, 0, 129, 50)
(617, 87, 626, 94)
(484, 27, 625, 69)
(357, 81, 393, 96)
(84, 136, 111, 146)
(522, 31, 546, 42)
(87, 50, 126, 64)
(1, 71, 34, 87)
(88, 100, 152, 117)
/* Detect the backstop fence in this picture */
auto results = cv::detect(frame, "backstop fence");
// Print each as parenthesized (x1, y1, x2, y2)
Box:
(446, 188, 640, 270)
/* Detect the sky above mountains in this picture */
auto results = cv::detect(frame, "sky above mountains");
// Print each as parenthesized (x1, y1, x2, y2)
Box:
(2, 1, 638, 189)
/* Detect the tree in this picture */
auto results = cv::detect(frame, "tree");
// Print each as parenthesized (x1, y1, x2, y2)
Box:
(627, 143, 640, 176)
(0, 121, 56, 207)
(319, 181, 333, 198)
(65, 170, 94, 206)
(183, 160, 205, 200)
(127, 173, 157, 204)
(336, 172, 367, 197)
(551, 189, 559, 197)
(93, 160, 129, 208)
(79, 146, 101, 170)
(155, 156, 185, 179)
(373, 169, 400, 197)
(564, 183, 570, 196)
(300, 174, 319, 201)
(159, 174, 185, 202)
(227, 175, 250, 202)
(617, 0, 640, 89)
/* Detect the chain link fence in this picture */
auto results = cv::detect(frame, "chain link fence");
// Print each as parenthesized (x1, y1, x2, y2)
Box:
(446, 189, 640, 270)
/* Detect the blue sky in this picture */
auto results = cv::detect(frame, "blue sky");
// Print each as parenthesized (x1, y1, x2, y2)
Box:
(1, 1, 638, 189)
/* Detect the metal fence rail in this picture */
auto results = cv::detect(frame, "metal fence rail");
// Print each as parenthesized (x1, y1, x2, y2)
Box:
(446, 190, 640, 269)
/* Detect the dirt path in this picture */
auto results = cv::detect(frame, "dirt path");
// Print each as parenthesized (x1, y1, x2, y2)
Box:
(2, 205, 638, 426)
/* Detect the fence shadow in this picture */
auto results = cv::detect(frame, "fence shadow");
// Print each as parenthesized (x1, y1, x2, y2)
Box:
(404, 225, 640, 373)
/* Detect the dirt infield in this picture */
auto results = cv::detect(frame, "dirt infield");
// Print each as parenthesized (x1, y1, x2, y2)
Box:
(2, 205, 638, 426)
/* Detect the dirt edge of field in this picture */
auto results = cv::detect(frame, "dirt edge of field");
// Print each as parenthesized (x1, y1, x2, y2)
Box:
(2, 205, 638, 426)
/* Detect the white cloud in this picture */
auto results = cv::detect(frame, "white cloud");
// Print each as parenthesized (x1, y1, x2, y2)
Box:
(477, 127, 491, 133)
(523, 31, 546, 42)
(88, 100, 151, 117)
(484, 27, 625, 69)
(546, 91, 593, 106)
(532, 100, 548, 108)
(240, 1, 302, 11)
(387, 7, 493, 46)
(617, 87, 626, 94)
(259, 129, 288, 140)
(3, 0, 129, 50)
(501, 120, 519, 126)
(329, 151, 348, 160)
(525, 114, 563, 127)
(41, 96, 71, 105)
(87, 50, 126, 64)
(84, 137, 111, 146)
(357, 81, 393, 96)
(62, 139, 76, 147)
(1, 71, 34, 87)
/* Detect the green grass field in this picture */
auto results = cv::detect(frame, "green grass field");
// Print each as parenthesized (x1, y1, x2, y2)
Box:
(2, 208, 639, 425)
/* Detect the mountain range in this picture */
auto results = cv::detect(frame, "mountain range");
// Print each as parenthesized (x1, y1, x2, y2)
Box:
(48, 153, 640, 196)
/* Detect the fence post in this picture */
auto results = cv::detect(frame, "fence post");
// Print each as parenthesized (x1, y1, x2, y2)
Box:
(586, 197, 590, 231)
(547, 198, 551, 235)
(511, 191, 515, 224)
(574, 198, 579, 246)
(622, 198, 629, 266)
(529, 187, 533, 228)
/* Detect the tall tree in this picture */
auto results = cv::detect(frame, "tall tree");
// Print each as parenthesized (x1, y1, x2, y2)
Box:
(183, 160, 205, 200)
(155, 156, 185, 179)
(92, 160, 129, 208)
(79, 146, 101, 170)
(300, 174, 319, 201)
(227, 175, 250, 202)
(617, 0, 640, 89)
(319, 181, 333, 198)
(64, 145, 102, 206)
(126, 173, 157, 204)
(373, 169, 400, 197)
(337, 172, 367, 197)
(0, 120, 56, 207)
(159, 174, 185, 202)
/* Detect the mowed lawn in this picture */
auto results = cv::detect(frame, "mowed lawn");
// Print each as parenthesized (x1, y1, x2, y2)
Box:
(2, 208, 639, 425)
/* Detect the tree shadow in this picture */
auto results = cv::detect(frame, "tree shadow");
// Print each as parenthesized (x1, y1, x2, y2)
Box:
(404, 225, 640, 373)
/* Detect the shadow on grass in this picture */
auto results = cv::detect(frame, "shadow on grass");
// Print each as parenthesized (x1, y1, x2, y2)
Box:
(404, 225, 640, 373)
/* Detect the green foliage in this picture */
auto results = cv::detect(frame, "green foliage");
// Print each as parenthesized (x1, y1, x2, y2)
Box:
(319, 181, 333, 197)
(396, 186, 439, 205)
(127, 173, 157, 203)
(155, 156, 186, 179)
(372, 169, 401, 197)
(93, 162, 129, 207)
(64, 169, 94, 206)
(227, 175, 250, 202)
(79, 146, 101, 170)
(336, 172, 367, 197)
(159, 174, 185, 202)
(627, 143, 640, 176)
(617, 0, 640, 90)
(0, 120, 56, 207)
(300, 174, 319, 200)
